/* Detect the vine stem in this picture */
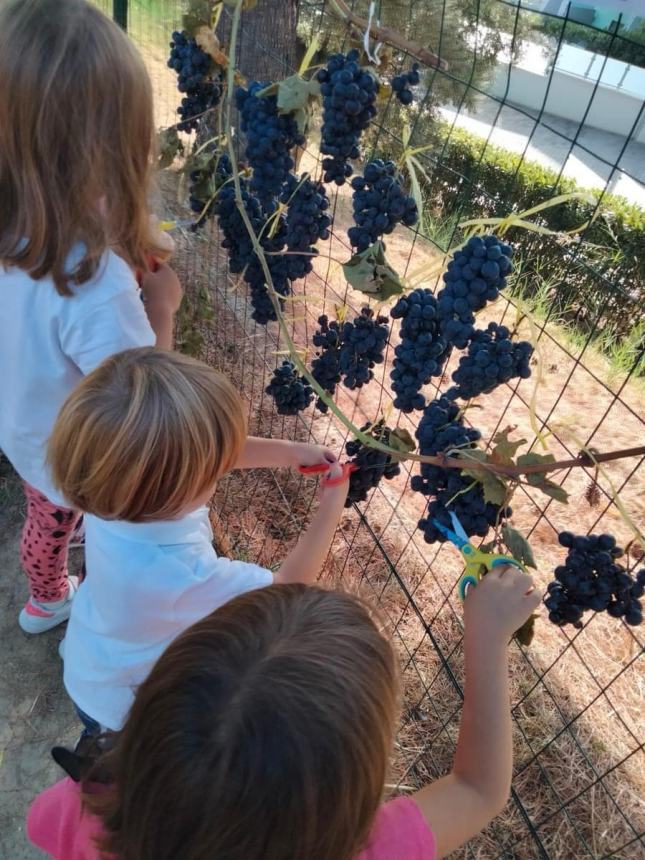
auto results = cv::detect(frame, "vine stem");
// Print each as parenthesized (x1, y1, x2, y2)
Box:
(327, 0, 448, 71)
(222, 2, 644, 482)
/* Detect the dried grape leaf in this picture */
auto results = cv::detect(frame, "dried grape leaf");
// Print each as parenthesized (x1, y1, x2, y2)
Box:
(388, 428, 415, 461)
(157, 127, 184, 169)
(343, 242, 405, 301)
(491, 427, 526, 465)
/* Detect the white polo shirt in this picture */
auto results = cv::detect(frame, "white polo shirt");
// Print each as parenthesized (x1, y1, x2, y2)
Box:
(63, 506, 273, 730)
(0, 249, 155, 506)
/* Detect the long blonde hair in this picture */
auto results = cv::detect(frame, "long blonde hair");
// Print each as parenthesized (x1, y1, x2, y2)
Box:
(48, 348, 248, 522)
(0, 0, 164, 295)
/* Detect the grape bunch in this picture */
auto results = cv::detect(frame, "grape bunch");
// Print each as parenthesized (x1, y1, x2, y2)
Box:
(265, 361, 313, 415)
(389, 289, 450, 412)
(345, 423, 401, 506)
(412, 395, 510, 543)
(545, 533, 644, 628)
(311, 315, 342, 412)
(338, 307, 390, 389)
(438, 234, 514, 348)
(449, 323, 533, 400)
(213, 178, 263, 273)
(281, 174, 332, 281)
(317, 49, 380, 185)
(236, 82, 305, 208)
(168, 31, 222, 132)
(392, 63, 420, 106)
(348, 160, 418, 253)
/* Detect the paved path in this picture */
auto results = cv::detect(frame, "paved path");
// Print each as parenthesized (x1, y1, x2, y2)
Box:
(440, 99, 645, 207)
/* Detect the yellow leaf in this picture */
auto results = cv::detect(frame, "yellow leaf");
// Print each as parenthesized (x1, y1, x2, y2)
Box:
(298, 33, 321, 76)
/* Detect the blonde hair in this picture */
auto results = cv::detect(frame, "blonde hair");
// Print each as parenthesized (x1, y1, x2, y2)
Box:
(84, 585, 401, 860)
(48, 348, 247, 522)
(0, 0, 165, 296)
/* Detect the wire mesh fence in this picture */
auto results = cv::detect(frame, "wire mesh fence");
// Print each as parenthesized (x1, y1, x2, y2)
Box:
(98, 1, 644, 856)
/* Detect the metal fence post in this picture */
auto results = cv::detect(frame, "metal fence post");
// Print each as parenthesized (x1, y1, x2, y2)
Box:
(113, 0, 128, 30)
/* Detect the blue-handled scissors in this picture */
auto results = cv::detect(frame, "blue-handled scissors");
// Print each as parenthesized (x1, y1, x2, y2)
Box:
(432, 511, 525, 600)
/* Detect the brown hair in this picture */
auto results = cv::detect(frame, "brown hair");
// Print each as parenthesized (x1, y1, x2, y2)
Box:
(0, 0, 164, 295)
(84, 584, 400, 860)
(48, 348, 247, 521)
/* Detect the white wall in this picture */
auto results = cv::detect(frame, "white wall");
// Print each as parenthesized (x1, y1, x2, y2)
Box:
(490, 63, 645, 143)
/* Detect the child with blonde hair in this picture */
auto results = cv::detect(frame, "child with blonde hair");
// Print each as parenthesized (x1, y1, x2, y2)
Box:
(28, 573, 542, 859)
(49, 347, 347, 734)
(0, 0, 183, 633)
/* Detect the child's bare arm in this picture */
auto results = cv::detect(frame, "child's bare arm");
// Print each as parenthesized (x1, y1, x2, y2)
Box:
(273, 463, 348, 585)
(140, 263, 183, 349)
(412, 567, 542, 858)
(235, 437, 337, 471)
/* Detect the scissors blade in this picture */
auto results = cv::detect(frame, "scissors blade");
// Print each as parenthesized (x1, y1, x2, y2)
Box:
(431, 517, 463, 546)
(448, 511, 470, 545)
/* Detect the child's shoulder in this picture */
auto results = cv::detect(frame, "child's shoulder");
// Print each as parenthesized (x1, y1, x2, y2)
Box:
(358, 797, 436, 860)
(27, 778, 104, 860)
(68, 247, 138, 308)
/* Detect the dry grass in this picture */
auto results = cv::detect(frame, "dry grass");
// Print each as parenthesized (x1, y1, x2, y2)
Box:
(142, 38, 644, 859)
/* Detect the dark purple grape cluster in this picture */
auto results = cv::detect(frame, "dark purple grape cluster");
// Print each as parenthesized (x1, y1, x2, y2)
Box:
(345, 423, 401, 506)
(236, 82, 305, 208)
(338, 307, 390, 389)
(389, 289, 450, 412)
(311, 315, 342, 412)
(348, 159, 418, 252)
(281, 174, 332, 281)
(392, 63, 420, 105)
(449, 323, 533, 400)
(411, 395, 510, 543)
(213, 177, 263, 273)
(316, 49, 380, 185)
(168, 31, 222, 132)
(265, 360, 313, 415)
(545, 533, 644, 628)
(438, 234, 514, 348)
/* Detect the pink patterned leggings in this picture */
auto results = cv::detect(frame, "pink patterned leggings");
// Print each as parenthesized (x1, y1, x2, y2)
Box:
(20, 483, 81, 602)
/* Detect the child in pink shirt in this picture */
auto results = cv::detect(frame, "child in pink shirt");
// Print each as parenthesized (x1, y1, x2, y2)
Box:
(28, 571, 541, 859)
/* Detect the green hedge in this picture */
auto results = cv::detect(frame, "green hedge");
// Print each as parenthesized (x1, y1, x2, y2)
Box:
(423, 123, 645, 339)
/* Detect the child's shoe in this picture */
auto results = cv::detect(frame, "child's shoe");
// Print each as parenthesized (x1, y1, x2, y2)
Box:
(18, 576, 79, 634)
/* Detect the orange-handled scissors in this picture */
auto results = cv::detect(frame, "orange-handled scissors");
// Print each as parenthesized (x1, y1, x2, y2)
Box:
(298, 462, 357, 487)
(433, 511, 525, 600)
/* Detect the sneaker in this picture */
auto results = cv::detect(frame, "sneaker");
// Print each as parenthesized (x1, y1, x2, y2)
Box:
(19, 576, 79, 634)
(69, 517, 85, 550)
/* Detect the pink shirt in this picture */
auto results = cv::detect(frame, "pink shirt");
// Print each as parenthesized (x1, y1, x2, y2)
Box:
(27, 778, 436, 860)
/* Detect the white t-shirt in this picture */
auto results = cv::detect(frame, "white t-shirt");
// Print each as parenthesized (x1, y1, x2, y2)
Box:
(0, 249, 155, 506)
(63, 506, 273, 730)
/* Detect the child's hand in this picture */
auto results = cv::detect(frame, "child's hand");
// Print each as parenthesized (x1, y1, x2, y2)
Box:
(141, 263, 183, 316)
(291, 442, 337, 471)
(464, 566, 542, 647)
(320, 460, 350, 504)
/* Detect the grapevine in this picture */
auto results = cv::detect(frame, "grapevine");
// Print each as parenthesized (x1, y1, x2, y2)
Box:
(236, 82, 305, 209)
(317, 49, 380, 185)
(338, 307, 390, 389)
(412, 395, 511, 543)
(348, 159, 418, 253)
(168, 31, 222, 132)
(438, 234, 514, 348)
(545, 533, 644, 628)
(449, 323, 533, 400)
(345, 422, 401, 506)
(266, 361, 313, 415)
(392, 63, 420, 105)
(389, 289, 449, 412)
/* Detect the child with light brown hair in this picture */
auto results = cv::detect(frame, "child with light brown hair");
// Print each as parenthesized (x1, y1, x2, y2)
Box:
(0, 0, 183, 634)
(28, 573, 542, 860)
(48, 347, 347, 734)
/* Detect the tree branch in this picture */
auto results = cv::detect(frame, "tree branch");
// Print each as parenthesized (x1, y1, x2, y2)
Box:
(327, 0, 448, 71)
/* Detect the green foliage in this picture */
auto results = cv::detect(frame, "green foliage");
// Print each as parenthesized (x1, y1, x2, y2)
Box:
(422, 123, 645, 342)
(533, 14, 645, 68)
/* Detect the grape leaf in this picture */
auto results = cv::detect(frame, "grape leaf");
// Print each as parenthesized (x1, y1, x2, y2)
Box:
(517, 452, 556, 471)
(157, 127, 184, 169)
(501, 525, 536, 569)
(388, 428, 416, 461)
(534, 480, 569, 504)
(516, 452, 569, 504)
(459, 450, 509, 507)
(491, 426, 526, 465)
(276, 75, 320, 114)
(343, 242, 405, 301)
